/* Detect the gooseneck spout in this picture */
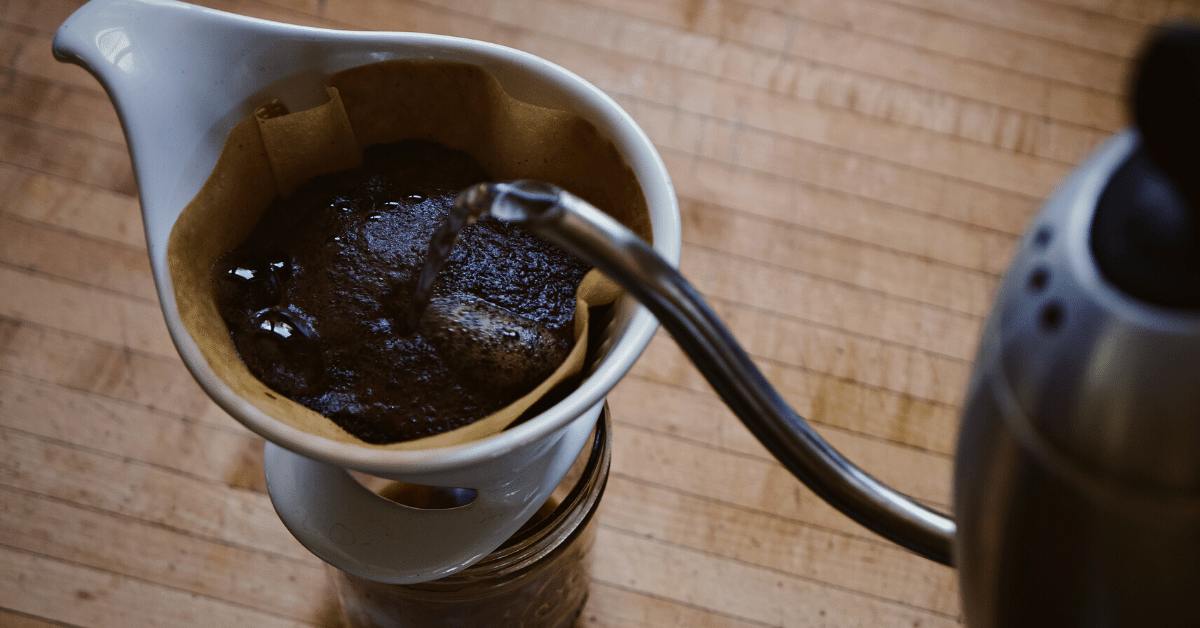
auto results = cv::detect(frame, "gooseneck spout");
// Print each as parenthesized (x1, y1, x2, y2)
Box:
(457, 181, 957, 565)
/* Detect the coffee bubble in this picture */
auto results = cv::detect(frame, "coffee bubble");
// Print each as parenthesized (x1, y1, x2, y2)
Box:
(420, 294, 570, 392)
(214, 254, 283, 312)
(235, 308, 325, 396)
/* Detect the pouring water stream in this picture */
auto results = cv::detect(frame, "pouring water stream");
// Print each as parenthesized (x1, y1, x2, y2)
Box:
(433, 180, 957, 565)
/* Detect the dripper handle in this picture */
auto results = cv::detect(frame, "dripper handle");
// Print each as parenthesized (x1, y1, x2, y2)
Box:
(472, 181, 957, 565)
(264, 400, 600, 584)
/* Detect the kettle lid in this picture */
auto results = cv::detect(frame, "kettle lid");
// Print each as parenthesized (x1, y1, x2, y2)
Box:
(1092, 22, 1200, 309)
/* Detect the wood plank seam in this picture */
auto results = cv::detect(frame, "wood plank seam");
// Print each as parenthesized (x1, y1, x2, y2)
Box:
(516, 0, 1126, 131)
(0, 434, 319, 566)
(4, 310, 954, 468)
(5, 23, 1078, 212)
(1, 205, 990, 363)
(680, 241, 989, 320)
(0, 76, 1027, 267)
(1, 294, 968, 432)
(492, 0, 1108, 129)
(681, 238, 996, 318)
(0, 543, 328, 628)
(0, 424, 261, 501)
(614, 384, 959, 457)
(0, 606, 89, 628)
(0, 162, 137, 203)
(588, 578, 783, 628)
(607, 471, 948, 547)
(0, 268, 175, 357)
(0, 17, 40, 36)
(583, 0, 1128, 96)
(661, 146, 1032, 238)
(0, 260, 157, 306)
(0, 211, 145, 256)
(0, 366, 249, 443)
(630, 342, 964, 414)
(0, 112, 127, 152)
(0, 484, 328, 618)
(600, 49, 1102, 174)
(1, 336, 955, 512)
(610, 423, 955, 510)
(313, 0, 1122, 137)
(675, 194, 1008, 279)
(596, 523, 959, 620)
(1, 177, 1002, 320)
(0, 311, 961, 458)
(0, 485, 316, 572)
(0, 322, 955, 490)
(0, 2, 1123, 139)
(866, 0, 1141, 59)
(0, 316, 185, 376)
(1, 67, 127, 144)
(0, 59, 1068, 205)
(1031, 0, 1174, 25)
(645, 99, 1062, 201)
(0, 117, 136, 195)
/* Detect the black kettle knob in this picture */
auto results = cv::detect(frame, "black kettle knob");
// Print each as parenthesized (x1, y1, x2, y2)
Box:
(1091, 22, 1200, 309)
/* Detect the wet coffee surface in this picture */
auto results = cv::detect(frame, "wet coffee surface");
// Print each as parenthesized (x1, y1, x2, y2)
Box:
(213, 140, 590, 443)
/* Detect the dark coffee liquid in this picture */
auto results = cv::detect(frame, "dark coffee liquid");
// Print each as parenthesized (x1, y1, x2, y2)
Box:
(212, 140, 590, 444)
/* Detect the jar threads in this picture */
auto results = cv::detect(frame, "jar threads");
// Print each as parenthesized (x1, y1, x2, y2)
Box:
(329, 406, 611, 628)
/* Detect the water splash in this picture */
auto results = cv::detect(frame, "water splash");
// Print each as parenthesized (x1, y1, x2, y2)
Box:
(404, 181, 560, 332)
(404, 186, 485, 332)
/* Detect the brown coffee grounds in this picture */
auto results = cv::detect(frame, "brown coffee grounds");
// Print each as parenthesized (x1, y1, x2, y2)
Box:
(212, 140, 590, 443)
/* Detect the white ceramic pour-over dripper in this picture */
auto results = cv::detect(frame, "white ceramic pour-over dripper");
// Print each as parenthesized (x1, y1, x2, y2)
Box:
(52, 0, 680, 583)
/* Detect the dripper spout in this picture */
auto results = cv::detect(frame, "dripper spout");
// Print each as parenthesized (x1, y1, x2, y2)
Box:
(458, 181, 958, 565)
(51, 0, 173, 198)
(52, 0, 341, 273)
(51, 0, 170, 79)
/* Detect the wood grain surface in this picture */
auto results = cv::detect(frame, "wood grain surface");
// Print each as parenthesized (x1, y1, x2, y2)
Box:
(1, 0, 1194, 626)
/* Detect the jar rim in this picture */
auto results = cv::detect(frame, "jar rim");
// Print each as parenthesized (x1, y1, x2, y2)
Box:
(408, 405, 611, 588)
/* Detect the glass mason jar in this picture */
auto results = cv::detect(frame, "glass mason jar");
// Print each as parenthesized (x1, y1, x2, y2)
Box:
(328, 407, 612, 628)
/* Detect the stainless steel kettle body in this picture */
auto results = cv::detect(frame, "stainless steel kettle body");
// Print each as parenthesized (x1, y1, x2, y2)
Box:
(953, 129, 1200, 627)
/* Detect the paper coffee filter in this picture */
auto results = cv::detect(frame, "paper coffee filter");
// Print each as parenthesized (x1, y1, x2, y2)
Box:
(168, 59, 647, 450)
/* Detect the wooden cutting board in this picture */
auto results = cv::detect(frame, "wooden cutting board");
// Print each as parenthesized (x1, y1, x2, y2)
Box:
(1, 0, 1189, 625)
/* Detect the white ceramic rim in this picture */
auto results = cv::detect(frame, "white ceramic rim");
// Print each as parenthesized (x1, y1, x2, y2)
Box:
(90, 5, 683, 474)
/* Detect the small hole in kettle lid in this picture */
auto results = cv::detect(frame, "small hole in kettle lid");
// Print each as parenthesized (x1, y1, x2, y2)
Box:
(1032, 226, 1053, 249)
(1039, 300, 1065, 333)
(1028, 267, 1051, 293)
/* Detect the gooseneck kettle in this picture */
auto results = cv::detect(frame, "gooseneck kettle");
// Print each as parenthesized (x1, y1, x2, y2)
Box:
(464, 23, 1200, 627)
